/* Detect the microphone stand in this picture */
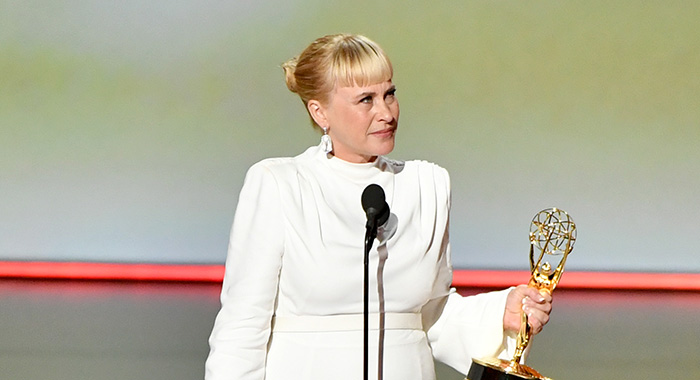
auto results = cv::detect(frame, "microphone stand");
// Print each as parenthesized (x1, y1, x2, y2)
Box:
(363, 216, 378, 380)
(360, 184, 389, 380)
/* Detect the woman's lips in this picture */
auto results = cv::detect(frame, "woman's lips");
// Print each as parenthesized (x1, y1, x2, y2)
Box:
(370, 127, 396, 138)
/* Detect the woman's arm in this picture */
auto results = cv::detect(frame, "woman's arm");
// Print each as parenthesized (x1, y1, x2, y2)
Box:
(205, 162, 285, 380)
(419, 165, 515, 375)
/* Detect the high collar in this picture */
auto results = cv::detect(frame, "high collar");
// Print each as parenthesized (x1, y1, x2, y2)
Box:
(314, 143, 387, 182)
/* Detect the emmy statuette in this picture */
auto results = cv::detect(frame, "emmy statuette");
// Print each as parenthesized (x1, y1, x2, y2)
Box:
(466, 208, 577, 380)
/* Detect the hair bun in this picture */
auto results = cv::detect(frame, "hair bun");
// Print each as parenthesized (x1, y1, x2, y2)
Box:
(282, 57, 299, 93)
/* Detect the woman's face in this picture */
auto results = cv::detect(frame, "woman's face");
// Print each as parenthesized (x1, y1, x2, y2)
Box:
(311, 79, 399, 163)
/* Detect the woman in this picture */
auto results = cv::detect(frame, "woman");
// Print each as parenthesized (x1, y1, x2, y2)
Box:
(205, 33, 552, 380)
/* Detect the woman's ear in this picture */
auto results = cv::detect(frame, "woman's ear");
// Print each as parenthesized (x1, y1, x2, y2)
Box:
(307, 100, 328, 128)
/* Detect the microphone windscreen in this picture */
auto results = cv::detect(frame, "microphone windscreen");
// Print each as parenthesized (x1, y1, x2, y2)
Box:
(361, 184, 386, 214)
(362, 184, 390, 227)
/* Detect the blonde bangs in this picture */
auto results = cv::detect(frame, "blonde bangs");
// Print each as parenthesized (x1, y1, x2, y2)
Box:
(329, 37, 393, 88)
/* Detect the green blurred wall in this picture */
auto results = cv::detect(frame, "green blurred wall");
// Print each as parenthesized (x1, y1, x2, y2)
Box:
(1, 1, 699, 270)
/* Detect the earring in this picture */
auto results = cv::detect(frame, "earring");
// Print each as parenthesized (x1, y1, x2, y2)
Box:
(321, 127, 333, 154)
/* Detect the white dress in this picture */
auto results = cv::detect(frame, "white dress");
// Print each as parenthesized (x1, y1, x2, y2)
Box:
(205, 144, 515, 380)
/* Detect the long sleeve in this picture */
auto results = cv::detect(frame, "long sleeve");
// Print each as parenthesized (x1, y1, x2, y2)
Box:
(205, 162, 285, 380)
(423, 289, 513, 375)
(419, 227, 513, 375)
(419, 166, 514, 375)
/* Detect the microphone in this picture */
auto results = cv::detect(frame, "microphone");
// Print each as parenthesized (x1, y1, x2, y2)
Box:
(361, 184, 390, 232)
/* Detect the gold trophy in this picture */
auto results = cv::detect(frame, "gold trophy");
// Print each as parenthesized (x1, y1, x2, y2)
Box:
(467, 208, 577, 380)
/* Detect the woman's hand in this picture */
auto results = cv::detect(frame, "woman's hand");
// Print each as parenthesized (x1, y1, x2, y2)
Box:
(503, 285, 553, 335)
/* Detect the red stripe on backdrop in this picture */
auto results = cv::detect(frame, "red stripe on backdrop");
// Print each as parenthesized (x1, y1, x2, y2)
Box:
(451, 270, 700, 291)
(2, 262, 700, 290)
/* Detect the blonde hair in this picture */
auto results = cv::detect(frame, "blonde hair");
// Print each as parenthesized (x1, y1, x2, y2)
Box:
(282, 34, 393, 129)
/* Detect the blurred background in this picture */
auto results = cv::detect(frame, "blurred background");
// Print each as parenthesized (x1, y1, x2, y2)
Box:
(3, 0, 699, 272)
(2, 2, 700, 380)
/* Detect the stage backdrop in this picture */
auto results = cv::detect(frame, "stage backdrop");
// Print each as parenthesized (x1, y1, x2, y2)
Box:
(2, 1, 698, 272)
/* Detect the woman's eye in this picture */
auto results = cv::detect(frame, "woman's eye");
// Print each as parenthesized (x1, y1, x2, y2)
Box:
(360, 96, 373, 104)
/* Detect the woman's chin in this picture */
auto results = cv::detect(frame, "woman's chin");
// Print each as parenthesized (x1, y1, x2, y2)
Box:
(375, 140, 396, 156)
